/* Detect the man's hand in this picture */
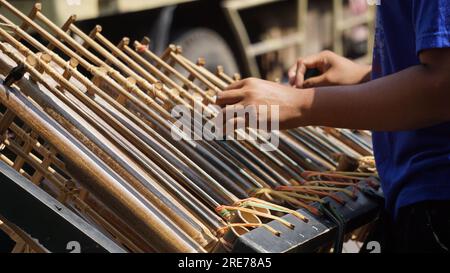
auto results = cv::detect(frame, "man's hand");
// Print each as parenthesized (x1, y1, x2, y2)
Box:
(288, 50, 372, 88)
(216, 48, 450, 132)
(216, 78, 313, 130)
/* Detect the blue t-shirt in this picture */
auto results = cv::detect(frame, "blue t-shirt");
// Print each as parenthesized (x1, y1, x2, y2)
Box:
(371, 0, 450, 217)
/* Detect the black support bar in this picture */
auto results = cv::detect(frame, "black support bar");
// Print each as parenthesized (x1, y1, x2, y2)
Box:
(232, 181, 382, 253)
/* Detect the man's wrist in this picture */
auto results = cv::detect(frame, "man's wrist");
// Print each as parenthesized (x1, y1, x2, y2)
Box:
(359, 64, 373, 83)
(296, 88, 316, 127)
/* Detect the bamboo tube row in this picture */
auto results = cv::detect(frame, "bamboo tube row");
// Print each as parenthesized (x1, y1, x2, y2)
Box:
(0, 0, 376, 252)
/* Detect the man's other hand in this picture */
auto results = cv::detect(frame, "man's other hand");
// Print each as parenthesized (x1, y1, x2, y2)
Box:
(288, 50, 372, 88)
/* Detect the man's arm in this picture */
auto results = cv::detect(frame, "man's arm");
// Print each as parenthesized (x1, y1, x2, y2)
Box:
(302, 48, 450, 131)
(217, 48, 450, 131)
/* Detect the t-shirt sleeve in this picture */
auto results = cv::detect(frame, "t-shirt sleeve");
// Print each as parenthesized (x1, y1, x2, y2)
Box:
(413, 0, 450, 54)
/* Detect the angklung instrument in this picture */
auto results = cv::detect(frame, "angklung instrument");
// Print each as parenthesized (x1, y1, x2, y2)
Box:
(0, 0, 381, 253)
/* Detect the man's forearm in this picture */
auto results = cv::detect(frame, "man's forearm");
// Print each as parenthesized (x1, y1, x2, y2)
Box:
(300, 64, 450, 131)
(360, 64, 372, 83)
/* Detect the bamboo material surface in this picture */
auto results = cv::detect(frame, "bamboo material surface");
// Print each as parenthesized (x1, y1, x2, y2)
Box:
(0, 0, 377, 253)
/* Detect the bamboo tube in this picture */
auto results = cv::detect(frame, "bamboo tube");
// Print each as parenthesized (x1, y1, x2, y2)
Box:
(135, 41, 215, 102)
(0, 58, 203, 254)
(73, 26, 235, 170)
(307, 127, 361, 156)
(0, 15, 243, 207)
(287, 128, 339, 166)
(0, 87, 202, 252)
(216, 66, 235, 86)
(13, 10, 255, 196)
(120, 38, 198, 104)
(13, 2, 40, 41)
(170, 50, 222, 98)
(323, 127, 372, 156)
(47, 14, 77, 51)
(178, 54, 229, 90)
(1, 11, 290, 200)
(0, 31, 218, 247)
(67, 23, 171, 105)
(8, 4, 173, 122)
(90, 32, 192, 110)
(0, 25, 260, 251)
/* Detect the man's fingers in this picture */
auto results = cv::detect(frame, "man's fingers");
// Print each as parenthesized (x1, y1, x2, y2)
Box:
(303, 74, 329, 88)
(302, 54, 329, 72)
(215, 89, 245, 107)
(288, 62, 299, 86)
(225, 79, 246, 90)
(217, 105, 246, 135)
(288, 64, 297, 79)
(293, 60, 307, 88)
(289, 53, 330, 87)
(288, 59, 306, 87)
